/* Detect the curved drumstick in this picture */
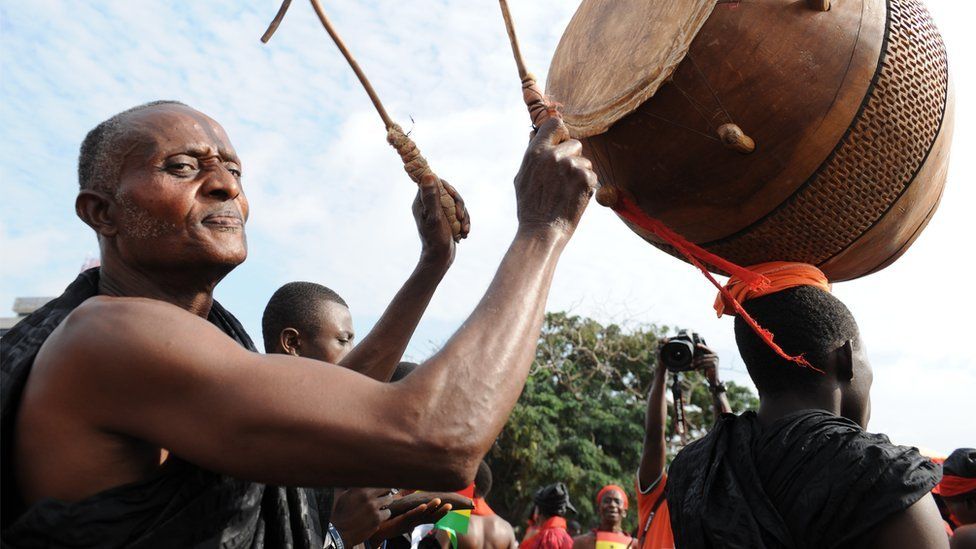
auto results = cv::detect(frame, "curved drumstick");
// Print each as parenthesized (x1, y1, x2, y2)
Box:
(497, 0, 560, 130)
(261, 0, 465, 242)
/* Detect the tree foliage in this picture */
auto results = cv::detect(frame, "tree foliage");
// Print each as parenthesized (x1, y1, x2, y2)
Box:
(485, 312, 758, 534)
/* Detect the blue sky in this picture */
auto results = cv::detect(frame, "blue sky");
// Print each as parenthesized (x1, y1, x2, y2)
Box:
(2, 1, 974, 453)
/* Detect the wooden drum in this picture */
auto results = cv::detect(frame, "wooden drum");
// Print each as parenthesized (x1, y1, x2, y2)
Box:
(546, 0, 953, 281)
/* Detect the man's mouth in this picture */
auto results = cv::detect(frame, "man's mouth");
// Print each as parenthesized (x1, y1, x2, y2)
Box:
(202, 210, 244, 228)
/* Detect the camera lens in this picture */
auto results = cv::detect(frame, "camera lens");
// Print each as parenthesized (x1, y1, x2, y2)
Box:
(662, 339, 695, 371)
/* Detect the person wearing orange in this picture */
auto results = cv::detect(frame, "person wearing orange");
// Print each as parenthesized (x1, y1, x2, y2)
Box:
(668, 262, 947, 548)
(521, 484, 576, 549)
(636, 338, 730, 549)
(572, 485, 636, 549)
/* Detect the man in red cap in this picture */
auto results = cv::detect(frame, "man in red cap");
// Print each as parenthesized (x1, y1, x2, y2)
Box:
(937, 448, 976, 531)
(667, 262, 948, 548)
(572, 485, 636, 549)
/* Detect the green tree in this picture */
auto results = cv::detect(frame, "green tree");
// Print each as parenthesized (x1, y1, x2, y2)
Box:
(485, 312, 758, 535)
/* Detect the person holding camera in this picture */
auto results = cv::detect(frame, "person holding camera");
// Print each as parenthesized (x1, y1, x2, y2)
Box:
(635, 334, 731, 549)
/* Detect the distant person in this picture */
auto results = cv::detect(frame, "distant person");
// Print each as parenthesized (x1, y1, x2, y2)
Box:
(449, 461, 516, 549)
(521, 483, 576, 549)
(636, 341, 730, 549)
(573, 485, 636, 549)
(262, 160, 462, 381)
(667, 262, 946, 548)
(937, 448, 976, 530)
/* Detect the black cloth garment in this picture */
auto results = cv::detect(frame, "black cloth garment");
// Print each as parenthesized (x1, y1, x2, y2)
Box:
(667, 409, 941, 549)
(0, 268, 325, 548)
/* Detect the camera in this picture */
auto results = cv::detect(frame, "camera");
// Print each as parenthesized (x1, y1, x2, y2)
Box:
(660, 330, 706, 372)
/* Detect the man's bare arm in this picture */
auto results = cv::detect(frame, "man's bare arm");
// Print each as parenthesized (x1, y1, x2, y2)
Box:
(41, 118, 595, 491)
(868, 494, 949, 549)
(340, 179, 468, 381)
(638, 363, 668, 490)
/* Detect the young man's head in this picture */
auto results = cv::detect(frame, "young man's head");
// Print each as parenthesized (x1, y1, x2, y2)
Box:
(594, 484, 628, 529)
(939, 448, 976, 526)
(734, 285, 871, 427)
(262, 281, 353, 362)
(76, 101, 249, 283)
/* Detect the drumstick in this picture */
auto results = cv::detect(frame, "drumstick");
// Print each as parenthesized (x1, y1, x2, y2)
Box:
(497, 0, 560, 129)
(261, 0, 465, 242)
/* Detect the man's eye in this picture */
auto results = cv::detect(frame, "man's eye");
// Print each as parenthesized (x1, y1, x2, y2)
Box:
(167, 162, 197, 175)
(225, 164, 242, 177)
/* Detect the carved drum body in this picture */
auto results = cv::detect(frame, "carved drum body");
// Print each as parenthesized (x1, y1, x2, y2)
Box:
(547, 0, 953, 281)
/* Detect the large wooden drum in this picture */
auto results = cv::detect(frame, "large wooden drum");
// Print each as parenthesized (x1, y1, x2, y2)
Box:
(546, 0, 953, 281)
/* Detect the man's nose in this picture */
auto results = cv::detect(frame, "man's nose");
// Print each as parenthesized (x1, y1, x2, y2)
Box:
(203, 166, 242, 201)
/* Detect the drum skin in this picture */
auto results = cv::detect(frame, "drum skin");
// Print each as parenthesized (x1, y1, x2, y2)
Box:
(546, 0, 952, 281)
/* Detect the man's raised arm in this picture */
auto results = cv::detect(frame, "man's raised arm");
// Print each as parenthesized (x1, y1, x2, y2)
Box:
(48, 118, 595, 492)
(340, 177, 469, 381)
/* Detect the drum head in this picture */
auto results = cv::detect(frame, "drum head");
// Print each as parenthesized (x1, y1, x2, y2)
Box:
(546, 0, 715, 137)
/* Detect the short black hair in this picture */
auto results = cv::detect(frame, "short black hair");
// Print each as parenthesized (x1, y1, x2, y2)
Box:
(262, 281, 349, 352)
(390, 361, 419, 382)
(734, 285, 859, 394)
(474, 460, 493, 498)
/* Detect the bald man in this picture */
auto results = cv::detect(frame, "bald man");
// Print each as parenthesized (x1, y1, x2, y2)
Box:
(0, 100, 597, 547)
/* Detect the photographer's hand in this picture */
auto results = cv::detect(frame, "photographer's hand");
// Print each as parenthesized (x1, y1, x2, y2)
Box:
(694, 344, 732, 415)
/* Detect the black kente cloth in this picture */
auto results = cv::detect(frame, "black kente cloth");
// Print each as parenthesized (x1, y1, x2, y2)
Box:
(667, 409, 940, 549)
(0, 268, 325, 548)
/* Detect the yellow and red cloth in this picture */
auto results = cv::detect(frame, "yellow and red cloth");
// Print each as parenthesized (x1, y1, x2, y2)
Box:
(595, 531, 632, 549)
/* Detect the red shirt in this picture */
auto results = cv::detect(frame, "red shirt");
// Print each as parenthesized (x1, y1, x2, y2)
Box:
(521, 516, 573, 549)
(635, 475, 674, 549)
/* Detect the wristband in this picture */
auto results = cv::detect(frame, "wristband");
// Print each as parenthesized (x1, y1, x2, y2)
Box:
(709, 381, 727, 395)
(326, 523, 345, 549)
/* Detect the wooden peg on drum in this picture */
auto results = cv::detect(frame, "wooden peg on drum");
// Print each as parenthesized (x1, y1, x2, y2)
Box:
(807, 0, 831, 11)
(717, 123, 755, 154)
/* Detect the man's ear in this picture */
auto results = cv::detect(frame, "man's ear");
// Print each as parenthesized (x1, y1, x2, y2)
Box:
(836, 339, 855, 383)
(76, 190, 118, 237)
(280, 327, 301, 357)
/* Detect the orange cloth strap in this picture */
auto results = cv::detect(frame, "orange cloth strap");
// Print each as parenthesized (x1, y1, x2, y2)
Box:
(714, 262, 831, 317)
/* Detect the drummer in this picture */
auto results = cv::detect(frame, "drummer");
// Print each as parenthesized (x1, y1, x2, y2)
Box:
(0, 101, 598, 546)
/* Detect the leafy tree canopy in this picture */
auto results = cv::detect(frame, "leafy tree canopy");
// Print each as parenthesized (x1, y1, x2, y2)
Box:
(485, 312, 758, 534)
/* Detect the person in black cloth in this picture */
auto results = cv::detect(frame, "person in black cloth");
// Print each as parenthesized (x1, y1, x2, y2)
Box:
(521, 483, 577, 549)
(666, 263, 947, 549)
(0, 101, 597, 547)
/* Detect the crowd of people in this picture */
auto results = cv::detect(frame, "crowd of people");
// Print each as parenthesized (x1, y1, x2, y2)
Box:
(0, 100, 972, 549)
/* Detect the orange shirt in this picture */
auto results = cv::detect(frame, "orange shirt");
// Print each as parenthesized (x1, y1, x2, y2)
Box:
(635, 475, 674, 549)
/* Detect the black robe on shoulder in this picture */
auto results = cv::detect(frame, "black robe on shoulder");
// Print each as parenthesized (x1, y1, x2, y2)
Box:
(0, 268, 325, 548)
(667, 409, 940, 549)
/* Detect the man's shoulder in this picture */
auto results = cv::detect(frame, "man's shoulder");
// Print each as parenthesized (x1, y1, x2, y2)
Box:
(36, 296, 234, 378)
(51, 296, 212, 346)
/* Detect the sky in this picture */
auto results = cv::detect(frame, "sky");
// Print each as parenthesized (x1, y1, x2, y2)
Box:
(1, 1, 973, 454)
